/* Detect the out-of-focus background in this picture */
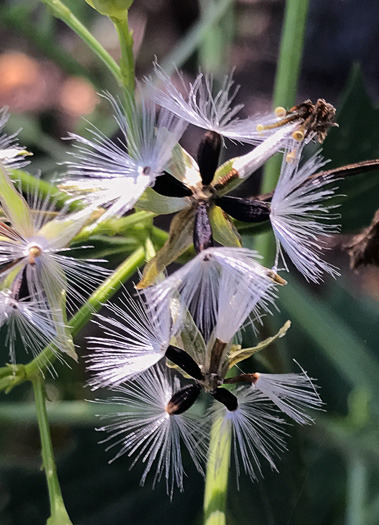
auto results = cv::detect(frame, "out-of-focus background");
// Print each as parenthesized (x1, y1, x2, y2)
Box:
(1, 1, 379, 524)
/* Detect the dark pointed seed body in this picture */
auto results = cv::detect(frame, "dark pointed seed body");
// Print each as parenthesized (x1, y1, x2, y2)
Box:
(216, 195, 270, 223)
(166, 384, 201, 415)
(152, 171, 192, 197)
(211, 388, 238, 411)
(197, 131, 221, 186)
(165, 345, 203, 380)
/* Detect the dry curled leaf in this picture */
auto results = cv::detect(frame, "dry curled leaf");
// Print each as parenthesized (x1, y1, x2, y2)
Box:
(345, 209, 379, 268)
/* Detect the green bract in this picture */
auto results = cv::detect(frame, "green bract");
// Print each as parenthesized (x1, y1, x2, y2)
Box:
(84, 0, 133, 19)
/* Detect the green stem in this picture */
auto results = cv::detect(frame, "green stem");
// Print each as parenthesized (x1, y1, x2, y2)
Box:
(255, 0, 309, 265)
(72, 210, 156, 243)
(0, 400, 135, 426)
(39, 0, 121, 85)
(144, 236, 156, 262)
(32, 374, 72, 525)
(112, 13, 135, 95)
(0, 247, 145, 391)
(346, 455, 367, 525)
(161, 0, 233, 76)
(203, 416, 231, 525)
(10, 170, 79, 210)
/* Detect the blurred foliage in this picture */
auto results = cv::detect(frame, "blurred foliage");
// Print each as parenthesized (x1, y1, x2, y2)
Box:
(323, 65, 379, 232)
(0, 1, 379, 525)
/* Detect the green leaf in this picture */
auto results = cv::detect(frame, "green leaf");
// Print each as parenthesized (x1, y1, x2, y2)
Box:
(169, 143, 202, 189)
(209, 204, 241, 247)
(228, 320, 291, 369)
(211, 157, 240, 195)
(135, 186, 189, 215)
(136, 206, 196, 288)
(0, 162, 33, 238)
(322, 65, 379, 232)
(172, 302, 207, 366)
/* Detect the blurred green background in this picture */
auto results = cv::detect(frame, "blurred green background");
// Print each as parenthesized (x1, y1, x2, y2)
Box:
(0, 1, 379, 524)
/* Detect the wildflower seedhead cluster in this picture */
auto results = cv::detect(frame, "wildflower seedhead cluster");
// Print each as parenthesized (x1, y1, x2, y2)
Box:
(0, 67, 340, 496)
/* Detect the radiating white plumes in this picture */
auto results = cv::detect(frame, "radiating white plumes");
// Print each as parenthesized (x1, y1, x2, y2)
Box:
(0, 290, 61, 364)
(86, 292, 171, 389)
(0, 107, 31, 169)
(214, 263, 277, 343)
(0, 208, 108, 311)
(144, 246, 278, 342)
(0, 167, 109, 359)
(65, 91, 188, 221)
(96, 365, 205, 498)
(270, 147, 340, 283)
(151, 67, 289, 145)
(209, 387, 287, 481)
(252, 370, 322, 424)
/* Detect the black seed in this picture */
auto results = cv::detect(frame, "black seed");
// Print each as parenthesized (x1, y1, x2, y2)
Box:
(166, 384, 201, 415)
(194, 201, 213, 253)
(216, 195, 270, 223)
(197, 131, 221, 186)
(165, 345, 203, 380)
(152, 171, 192, 197)
(211, 388, 238, 411)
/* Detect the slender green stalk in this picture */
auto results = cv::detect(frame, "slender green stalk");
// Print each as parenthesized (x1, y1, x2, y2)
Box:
(346, 455, 367, 525)
(161, 0, 233, 76)
(144, 236, 156, 262)
(10, 169, 79, 210)
(0, 246, 145, 391)
(72, 210, 156, 243)
(198, 0, 234, 75)
(32, 374, 72, 525)
(39, 0, 121, 84)
(204, 417, 231, 525)
(112, 13, 135, 95)
(0, 400, 135, 426)
(255, 0, 309, 265)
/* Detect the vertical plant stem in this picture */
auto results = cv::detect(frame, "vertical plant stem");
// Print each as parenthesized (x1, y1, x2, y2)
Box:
(204, 416, 231, 525)
(144, 236, 156, 261)
(161, 0, 233, 75)
(346, 455, 367, 525)
(255, 0, 309, 265)
(32, 374, 72, 525)
(112, 13, 135, 95)
(39, 0, 121, 84)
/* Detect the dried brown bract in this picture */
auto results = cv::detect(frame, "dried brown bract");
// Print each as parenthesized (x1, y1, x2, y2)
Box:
(345, 209, 379, 268)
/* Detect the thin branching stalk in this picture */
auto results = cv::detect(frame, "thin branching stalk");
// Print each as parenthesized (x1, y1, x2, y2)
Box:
(256, 0, 309, 265)
(39, 0, 121, 85)
(32, 374, 73, 525)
